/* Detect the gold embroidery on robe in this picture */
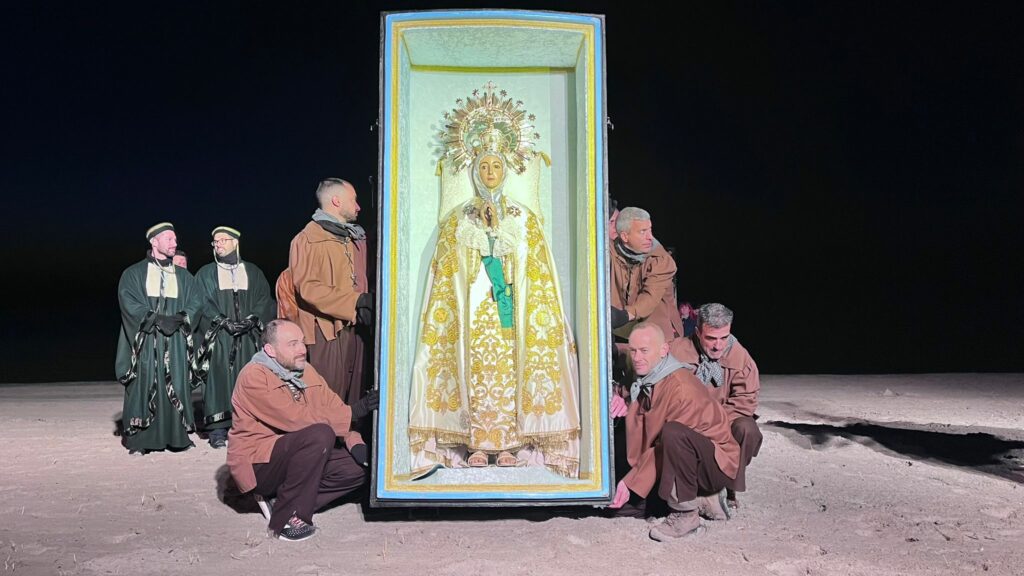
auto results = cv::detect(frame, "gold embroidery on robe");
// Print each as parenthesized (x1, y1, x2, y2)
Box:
(408, 201, 580, 477)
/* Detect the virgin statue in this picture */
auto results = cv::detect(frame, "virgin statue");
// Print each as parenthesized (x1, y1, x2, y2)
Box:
(408, 83, 581, 478)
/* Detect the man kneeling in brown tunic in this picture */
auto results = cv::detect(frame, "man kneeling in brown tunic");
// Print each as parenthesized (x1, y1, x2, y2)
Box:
(670, 302, 762, 511)
(609, 322, 739, 540)
(227, 319, 378, 541)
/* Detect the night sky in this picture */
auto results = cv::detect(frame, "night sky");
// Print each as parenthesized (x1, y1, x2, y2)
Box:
(3, 1, 1022, 383)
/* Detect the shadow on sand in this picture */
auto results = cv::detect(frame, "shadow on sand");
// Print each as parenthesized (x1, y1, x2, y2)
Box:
(766, 419, 1024, 484)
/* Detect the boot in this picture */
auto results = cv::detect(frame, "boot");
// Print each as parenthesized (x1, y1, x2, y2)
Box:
(649, 508, 703, 541)
(696, 488, 731, 521)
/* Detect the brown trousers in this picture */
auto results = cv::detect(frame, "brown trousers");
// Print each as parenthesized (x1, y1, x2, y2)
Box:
(307, 324, 365, 405)
(658, 422, 734, 508)
(253, 424, 366, 532)
(730, 416, 762, 492)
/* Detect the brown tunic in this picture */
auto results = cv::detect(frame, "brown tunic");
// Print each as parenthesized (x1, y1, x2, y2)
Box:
(670, 335, 760, 422)
(275, 268, 298, 323)
(610, 240, 684, 342)
(623, 368, 739, 498)
(227, 361, 363, 493)
(288, 220, 368, 345)
(288, 220, 370, 402)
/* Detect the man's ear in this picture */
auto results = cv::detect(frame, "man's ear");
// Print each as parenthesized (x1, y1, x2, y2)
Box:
(263, 343, 275, 358)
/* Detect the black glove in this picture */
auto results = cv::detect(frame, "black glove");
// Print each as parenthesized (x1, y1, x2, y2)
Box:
(610, 307, 630, 329)
(142, 313, 160, 334)
(351, 389, 380, 420)
(155, 313, 185, 336)
(349, 443, 369, 467)
(356, 292, 374, 326)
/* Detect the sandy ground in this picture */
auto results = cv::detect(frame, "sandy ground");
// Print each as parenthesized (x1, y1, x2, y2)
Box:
(1, 374, 1022, 576)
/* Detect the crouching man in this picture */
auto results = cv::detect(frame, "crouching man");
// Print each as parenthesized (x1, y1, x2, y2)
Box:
(227, 319, 378, 541)
(609, 322, 739, 541)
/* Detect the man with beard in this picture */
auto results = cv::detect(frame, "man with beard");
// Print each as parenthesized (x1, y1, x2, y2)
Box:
(227, 320, 377, 541)
(608, 322, 738, 541)
(670, 303, 762, 511)
(609, 207, 684, 345)
(288, 178, 373, 405)
(115, 222, 203, 454)
(195, 226, 275, 448)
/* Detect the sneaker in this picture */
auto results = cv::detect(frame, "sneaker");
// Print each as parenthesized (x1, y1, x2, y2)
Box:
(254, 494, 274, 522)
(649, 510, 705, 542)
(696, 489, 731, 521)
(277, 516, 316, 542)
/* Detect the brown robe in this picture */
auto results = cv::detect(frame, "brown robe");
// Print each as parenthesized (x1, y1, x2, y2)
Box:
(288, 220, 369, 403)
(623, 368, 739, 499)
(275, 268, 298, 322)
(670, 335, 760, 421)
(227, 362, 364, 493)
(610, 239, 685, 342)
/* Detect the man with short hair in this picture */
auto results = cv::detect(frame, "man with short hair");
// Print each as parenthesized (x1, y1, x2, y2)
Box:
(609, 207, 684, 344)
(115, 222, 203, 454)
(609, 322, 738, 541)
(227, 319, 378, 541)
(195, 226, 275, 448)
(671, 303, 762, 511)
(288, 178, 373, 405)
(173, 249, 188, 270)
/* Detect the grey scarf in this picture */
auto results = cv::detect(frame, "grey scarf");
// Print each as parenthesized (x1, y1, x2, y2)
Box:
(313, 208, 366, 241)
(630, 354, 692, 403)
(694, 335, 737, 388)
(250, 350, 307, 400)
(615, 237, 661, 265)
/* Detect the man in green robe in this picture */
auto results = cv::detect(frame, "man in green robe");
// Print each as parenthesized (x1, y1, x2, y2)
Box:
(195, 226, 275, 448)
(115, 222, 204, 454)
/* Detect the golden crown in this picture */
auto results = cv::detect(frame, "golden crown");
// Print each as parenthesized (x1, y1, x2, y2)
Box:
(439, 82, 539, 175)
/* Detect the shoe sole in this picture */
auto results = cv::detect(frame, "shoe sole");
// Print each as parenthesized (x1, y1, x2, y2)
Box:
(278, 530, 316, 542)
(649, 523, 707, 542)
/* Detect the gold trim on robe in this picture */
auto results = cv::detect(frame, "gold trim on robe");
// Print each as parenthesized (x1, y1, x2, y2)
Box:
(408, 199, 581, 478)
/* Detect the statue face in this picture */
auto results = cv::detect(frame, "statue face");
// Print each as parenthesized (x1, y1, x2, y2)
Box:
(477, 154, 504, 190)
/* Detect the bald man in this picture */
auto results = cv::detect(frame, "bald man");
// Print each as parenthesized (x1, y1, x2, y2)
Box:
(609, 322, 738, 541)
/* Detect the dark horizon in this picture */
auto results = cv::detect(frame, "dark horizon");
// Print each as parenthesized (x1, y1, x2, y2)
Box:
(2, 1, 1022, 383)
